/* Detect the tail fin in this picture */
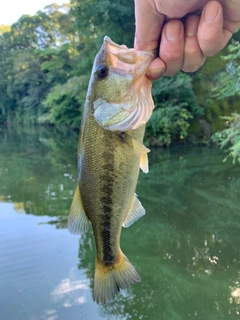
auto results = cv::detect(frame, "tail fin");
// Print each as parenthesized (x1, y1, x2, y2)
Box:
(93, 252, 141, 304)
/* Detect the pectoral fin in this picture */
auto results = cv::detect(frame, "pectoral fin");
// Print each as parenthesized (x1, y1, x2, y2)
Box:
(122, 194, 145, 228)
(140, 153, 149, 174)
(132, 138, 150, 173)
(68, 185, 91, 235)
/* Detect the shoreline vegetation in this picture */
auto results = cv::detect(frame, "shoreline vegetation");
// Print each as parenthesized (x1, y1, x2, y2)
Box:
(0, 1, 239, 162)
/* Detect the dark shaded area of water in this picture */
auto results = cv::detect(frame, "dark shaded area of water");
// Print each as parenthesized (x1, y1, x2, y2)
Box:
(0, 126, 239, 320)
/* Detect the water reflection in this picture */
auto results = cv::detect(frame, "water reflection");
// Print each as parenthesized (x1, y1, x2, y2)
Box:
(0, 126, 78, 227)
(51, 270, 88, 307)
(0, 127, 240, 319)
(76, 147, 240, 319)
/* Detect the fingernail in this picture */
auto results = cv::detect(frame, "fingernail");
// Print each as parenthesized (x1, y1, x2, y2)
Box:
(165, 21, 182, 41)
(186, 27, 197, 37)
(204, 2, 220, 22)
(186, 16, 199, 37)
(147, 67, 165, 80)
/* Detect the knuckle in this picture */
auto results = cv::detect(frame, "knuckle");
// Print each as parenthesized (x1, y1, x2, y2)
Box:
(161, 51, 182, 62)
(184, 46, 200, 57)
(182, 64, 200, 73)
(182, 58, 206, 72)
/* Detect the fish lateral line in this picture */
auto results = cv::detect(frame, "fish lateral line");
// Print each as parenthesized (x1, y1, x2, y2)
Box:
(68, 35, 155, 304)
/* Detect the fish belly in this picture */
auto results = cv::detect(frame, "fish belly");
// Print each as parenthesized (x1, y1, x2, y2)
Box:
(79, 118, 142, 303)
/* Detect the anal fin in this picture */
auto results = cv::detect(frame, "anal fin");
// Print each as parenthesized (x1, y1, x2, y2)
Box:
(68, 185, 91, 235)
(122, 194, 145, 228)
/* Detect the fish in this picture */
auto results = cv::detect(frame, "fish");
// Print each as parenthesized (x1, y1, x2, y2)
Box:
(68, 36, 155, 304)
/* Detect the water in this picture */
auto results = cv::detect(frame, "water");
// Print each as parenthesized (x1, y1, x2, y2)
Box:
(0, 126, 240, 320)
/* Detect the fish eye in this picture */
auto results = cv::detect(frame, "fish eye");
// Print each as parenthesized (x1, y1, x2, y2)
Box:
(96, 64, 108, 79)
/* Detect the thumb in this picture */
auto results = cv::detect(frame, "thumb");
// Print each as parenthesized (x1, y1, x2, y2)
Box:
(134, 0, 165, 51)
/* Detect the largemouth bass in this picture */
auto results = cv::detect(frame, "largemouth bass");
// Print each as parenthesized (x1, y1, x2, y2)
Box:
(68, 36, 155, 304)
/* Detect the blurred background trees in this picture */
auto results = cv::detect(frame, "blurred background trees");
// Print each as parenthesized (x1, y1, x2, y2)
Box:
(0, 0, 239, 152)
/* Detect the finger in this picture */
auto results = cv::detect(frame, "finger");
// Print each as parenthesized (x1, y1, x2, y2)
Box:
(221, 0, 240, 33)
(134, 0, 165, 51)
(159, 20, 184, 76)
(197, 1, 232, 56)
(223, 19, 240, 34)
(182, 15, 206, 72)
(146, 58, 166, 80)
(220, 0, 240, 22)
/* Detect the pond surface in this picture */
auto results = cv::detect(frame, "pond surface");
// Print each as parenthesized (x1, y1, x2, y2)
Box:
(0, 126, 240, 320)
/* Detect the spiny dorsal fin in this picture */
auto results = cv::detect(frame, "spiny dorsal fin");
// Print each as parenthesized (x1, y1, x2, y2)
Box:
(132, 138, 150, 173)
(122, 194, 145, 228)
(68, 185, 91, 235)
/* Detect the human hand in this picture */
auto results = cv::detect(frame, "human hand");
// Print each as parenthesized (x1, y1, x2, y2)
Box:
(134, 0, 240, 79)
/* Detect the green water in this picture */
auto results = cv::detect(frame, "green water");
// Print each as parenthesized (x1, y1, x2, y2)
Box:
(0, 126, 240, 320)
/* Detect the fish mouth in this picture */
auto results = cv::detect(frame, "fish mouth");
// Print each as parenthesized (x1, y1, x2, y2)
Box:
(103, 36, 155, 69)
(102, 36, 156, 95)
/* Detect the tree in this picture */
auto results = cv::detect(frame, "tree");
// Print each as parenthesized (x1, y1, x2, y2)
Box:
(0, 4, 80, 124)
(70, 0, 135, 46)
(41, 75, 88, 128)
(211, 40, 240, 164)
(146, 73, 204, 146)
(212, 40, 240, 100)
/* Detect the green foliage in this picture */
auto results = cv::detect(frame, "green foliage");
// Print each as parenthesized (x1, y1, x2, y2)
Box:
(0, 4, 80, 124)
(0, 1, 239, 147)
(146, 73, 203, 146)
(7, 50, 48, 119)
(41, 76, 88, 128)
(210, 40, 240, 164)
(69, 0, 135, 78)
(0, 25, 11, 34)
(212, 40, 240, 99)
(189, 38, 240, 136)
(0, 1, 135, 128)
(212, 113, 240, 164)
(146, 103, 193, 146)
(71, 0, 135, 47)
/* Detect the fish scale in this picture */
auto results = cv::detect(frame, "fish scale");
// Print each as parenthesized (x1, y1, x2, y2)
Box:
(80, 119, 139, 264)
(68, 36, 155, 304)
